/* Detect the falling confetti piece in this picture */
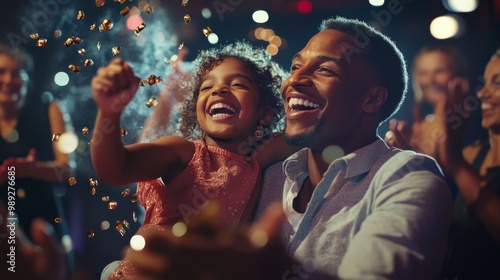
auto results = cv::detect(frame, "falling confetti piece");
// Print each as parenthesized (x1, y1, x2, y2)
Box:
(68, 177, 77, 186)
(121, 188, 130, 197)
(64, 38, 74, 48)
(78, 49, 86, 56)
(87, 230, 95, 238)
(117, 227, 126, 236)
(181, 0, 189, 6)
(54, 29, 62, 38)
(90, 23, 96, 30)
(84, 59, 94, 67)
(91, 187, 96, 196)
(135, 23, 146, 36)
(120, 6, 130, 16)
(101, 196, 110, 202)
(107, 201, 117, 210)
(102, 19, 113, 31)
(178, 42, 184, 50)
(89, 178, 98, 187)
(82, 126, 89, 135)
(202, 26, 212, 37)
(112, 45, 121, 56)
(120, 128, 127, 136)
(97, 41, 101, 51)
(133, 211, 137, 222)
(30, 33, 39, 39)
(17, 188, 26, 199)
(54, 218, 62, 223)
(52, 133, 61, 141)
(99, 24, 104, 32)
(95, 0, 106, 7)
(131, 194, 138, 203)
(77, 10, 85, 21)
(114, 0, 126, 4)
(123, 219, 130, 229)
(68, 64, 81, 73)
(145, 6, 153, 14)
(146, 96, 158, 108)
(73, 36, 83, 44)
(183, 14, 191, 23)
(36, 38, 47, 47)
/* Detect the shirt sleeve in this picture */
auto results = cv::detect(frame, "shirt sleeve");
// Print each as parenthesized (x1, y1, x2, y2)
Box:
(337, 155, 453, 280)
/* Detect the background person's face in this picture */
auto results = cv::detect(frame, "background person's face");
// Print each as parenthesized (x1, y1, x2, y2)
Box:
(414, 51, 454, 106)
(478, 57, 500, 132)
(0, 54, 24, 105)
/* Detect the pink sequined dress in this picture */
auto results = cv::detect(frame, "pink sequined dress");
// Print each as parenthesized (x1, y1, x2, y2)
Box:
(109, 140, 261, 279)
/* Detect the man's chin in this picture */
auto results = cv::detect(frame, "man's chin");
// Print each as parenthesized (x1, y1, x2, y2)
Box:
(283, 131, 314, 147)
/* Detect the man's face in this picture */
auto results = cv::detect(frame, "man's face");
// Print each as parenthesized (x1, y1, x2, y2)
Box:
(281, 29, 378, 151)
(414, 51, 454, 105)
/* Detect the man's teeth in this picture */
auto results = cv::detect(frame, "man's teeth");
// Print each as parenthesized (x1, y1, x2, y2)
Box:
(209, 102, 236, 115)
(288, 97, 320, 109)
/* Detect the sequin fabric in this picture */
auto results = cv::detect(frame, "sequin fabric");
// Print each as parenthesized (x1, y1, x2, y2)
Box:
(108, 140, 260, 279)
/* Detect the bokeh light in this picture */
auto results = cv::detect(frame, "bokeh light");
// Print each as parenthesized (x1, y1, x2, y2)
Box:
(202, 8, 212, 19)
(369, 0, 385, 6)
(297, 0, 313, 14)
(130, 235, 146, 251)
(430, 15, 462, 39)
(443, 0, 478, 13)
(126, 15, 144, 30)
(54, 71, 69, 87)
(172, 222, 187, 237)
(207, 33, 219, 44)
(56, 132, 79, 154)
(321, 145, 345, 164)
(252, 10, 269, 23)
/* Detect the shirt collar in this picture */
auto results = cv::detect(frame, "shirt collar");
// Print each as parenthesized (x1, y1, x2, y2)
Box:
(283, 137, 391, 180)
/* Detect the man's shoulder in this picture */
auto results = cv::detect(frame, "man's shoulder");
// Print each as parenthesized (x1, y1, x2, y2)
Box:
(374, 149, 443, 180)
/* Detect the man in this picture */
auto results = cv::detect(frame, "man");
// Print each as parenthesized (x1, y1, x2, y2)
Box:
(124, 16, 452, 279)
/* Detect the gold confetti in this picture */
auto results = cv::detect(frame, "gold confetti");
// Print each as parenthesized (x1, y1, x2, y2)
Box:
(117, 227, 126, 236)
(120, 6, 130, 16)
(30, 33, 39, 39)
(64, 38, 74, 48)
(91, 187, 96, 196)
(95, 0, 106, 7)
(121, 188, 130, 197)
(134, 23, 146, 36)
(123, 219, 130, 229)
(17, 188, 26, 199)
(54, 217, 62, 223)
(130, 193, 138, 203)
(89, 178, 98, 187)
(139, 80, 148, 87)
(183, 14, 191, 23)
(90, 23, 96, 30)
(87, 230, 95, 238)
(181, 0, 189, 6)
(82, 126, 89, 135)
(146, 96, 158, 108)
(36, 38, 47, 47)
(178, 42, 184, 50)
(72, 36, 83, 44)
(78, 49, 86, 56)
(101, 196, 109, 202)
(133, 211, 137, 222)
(114, 0, 126, 4)
(107, 201, 117, 210)
(202, 26, 212, 37)
(112, 45, 121, 56)
(120, 128, 127, 136)
(68, 177, 77, 186)
(145, 5, 153, 14)
(97, 41, 101, 51)
(77, 10, 85, 21)
(84, 59, 94, 67)
(54, 29, 62, 38)
(102, 19, 113, 31)
(68, 64, 81, 73)
(115, 221, 126, 236)
(52, 133, 61, 141)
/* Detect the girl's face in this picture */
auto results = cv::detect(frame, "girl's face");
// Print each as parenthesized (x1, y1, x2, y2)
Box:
(196, 58, 264, 145)
(478, 57, 500, 132)
(0, 54, 24, 105)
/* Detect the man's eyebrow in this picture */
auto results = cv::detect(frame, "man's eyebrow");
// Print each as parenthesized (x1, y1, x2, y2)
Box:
(292, 53, 344, 67)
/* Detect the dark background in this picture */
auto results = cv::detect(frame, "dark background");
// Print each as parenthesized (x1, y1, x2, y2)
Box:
(1, 0, 499, 278)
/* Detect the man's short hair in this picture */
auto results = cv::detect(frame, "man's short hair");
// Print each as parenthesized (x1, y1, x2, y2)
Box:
(319, 16, 408, 124)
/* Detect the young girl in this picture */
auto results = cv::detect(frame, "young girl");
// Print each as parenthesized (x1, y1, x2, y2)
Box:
(91, 42, 296, 278)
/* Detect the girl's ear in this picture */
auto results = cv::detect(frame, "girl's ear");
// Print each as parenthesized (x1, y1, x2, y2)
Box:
(259, 108, 273, 126)
(363, 86, 387, 113)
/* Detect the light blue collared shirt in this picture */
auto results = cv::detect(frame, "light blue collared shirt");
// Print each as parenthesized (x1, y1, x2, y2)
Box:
(256, 138, 452, 279)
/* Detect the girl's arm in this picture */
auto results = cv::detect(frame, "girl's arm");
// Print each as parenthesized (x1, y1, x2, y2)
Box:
(91, 59, 194, 186)
(258, 133, 301, 168)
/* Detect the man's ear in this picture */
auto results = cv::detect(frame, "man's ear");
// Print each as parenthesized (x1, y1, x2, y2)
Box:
(363, 86, 388, 113)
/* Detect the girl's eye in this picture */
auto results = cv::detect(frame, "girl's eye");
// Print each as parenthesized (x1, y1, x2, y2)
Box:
(290, 65, 299, 72)
(200, 85, 212, 92)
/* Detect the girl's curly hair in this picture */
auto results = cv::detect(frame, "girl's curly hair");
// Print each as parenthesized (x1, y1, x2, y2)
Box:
(178, 41, 288, 140)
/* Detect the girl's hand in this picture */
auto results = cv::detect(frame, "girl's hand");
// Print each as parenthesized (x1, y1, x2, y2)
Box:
(91, 59, 141, 115)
